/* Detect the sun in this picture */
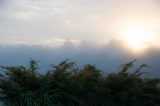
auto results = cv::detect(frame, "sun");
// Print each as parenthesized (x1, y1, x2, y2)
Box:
(121, 24, 152, 53)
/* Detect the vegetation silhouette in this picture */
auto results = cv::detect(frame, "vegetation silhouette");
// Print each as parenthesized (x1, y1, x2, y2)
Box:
(0, 60, 159, 106)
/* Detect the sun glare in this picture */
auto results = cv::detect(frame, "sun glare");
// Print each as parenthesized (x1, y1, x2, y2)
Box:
(121, 23, 153, 53)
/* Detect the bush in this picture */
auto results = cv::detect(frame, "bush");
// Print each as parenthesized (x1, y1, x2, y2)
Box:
(0, 60, 159, 106)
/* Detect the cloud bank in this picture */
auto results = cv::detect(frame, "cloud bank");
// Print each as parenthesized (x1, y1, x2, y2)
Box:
(0, 39, 159, 77)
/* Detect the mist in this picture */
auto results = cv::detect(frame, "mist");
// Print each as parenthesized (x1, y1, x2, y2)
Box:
(0, 39, 159, 77)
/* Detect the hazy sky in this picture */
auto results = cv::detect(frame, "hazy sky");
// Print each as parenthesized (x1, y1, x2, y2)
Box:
(0, 0, 160, 77)
(0, 0, 160, 46)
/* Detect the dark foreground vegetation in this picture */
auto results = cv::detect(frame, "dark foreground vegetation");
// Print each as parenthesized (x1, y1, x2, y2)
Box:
(0, 60, 159, 106)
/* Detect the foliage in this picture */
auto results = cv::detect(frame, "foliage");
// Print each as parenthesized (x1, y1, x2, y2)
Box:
(0, 60, 159, 106)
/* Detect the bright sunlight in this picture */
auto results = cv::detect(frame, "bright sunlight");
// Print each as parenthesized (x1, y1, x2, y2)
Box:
(122, 23, 153, 53)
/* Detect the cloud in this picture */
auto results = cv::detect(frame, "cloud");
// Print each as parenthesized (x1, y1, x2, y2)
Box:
(0, 0, 159, 77)
(0, 39, 159, 77)
(0, 0, 159, 44)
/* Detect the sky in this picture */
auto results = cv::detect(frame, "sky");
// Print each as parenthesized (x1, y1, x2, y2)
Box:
(0, 0, 160, 77)
(0, 0, 160, 47)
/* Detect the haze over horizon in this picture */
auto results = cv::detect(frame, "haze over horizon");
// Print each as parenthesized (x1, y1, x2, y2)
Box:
(0, 39, 159, 77)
